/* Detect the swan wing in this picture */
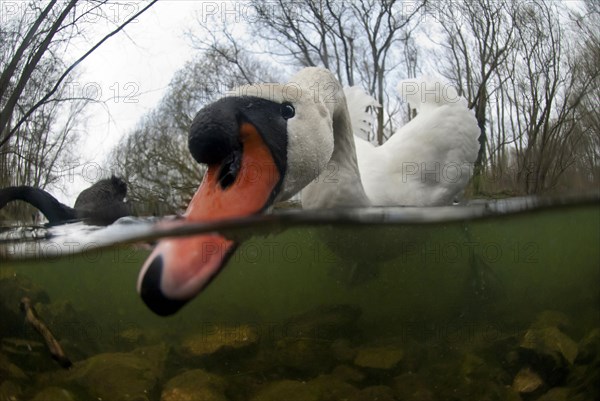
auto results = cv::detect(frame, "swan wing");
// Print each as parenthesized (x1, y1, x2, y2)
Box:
(357, 79, 480, 206)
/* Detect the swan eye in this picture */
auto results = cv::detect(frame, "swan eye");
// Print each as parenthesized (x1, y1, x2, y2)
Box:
(280, 103, 295, 120)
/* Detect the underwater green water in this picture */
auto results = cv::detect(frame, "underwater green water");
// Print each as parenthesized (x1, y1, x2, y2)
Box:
(1, 202, 599, 400)
(6, 204, 599, 332)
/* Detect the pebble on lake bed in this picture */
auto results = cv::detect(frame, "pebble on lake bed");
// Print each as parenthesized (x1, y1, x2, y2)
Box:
(512, 366, 544, 393)
(161, 369, 227, 401)
(249, 380, 321, 401)
(353, 346, 404, 369)
(181, 324, 259, 357)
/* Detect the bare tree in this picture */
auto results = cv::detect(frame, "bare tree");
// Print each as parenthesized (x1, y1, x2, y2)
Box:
(109, 110, 203, 216)
(565, 0, 600, 189)
(246, 0, 425, 144)
(498, 1, 599, 194)
(0, 0, 158, 150)
(0, 0, 157, 220)
(429, 0, 599, 195)
(431, 0, 517, 192)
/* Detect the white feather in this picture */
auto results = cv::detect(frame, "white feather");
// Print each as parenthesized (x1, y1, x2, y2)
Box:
(345, 86, 381, 141)
(350, 77, 480, 206)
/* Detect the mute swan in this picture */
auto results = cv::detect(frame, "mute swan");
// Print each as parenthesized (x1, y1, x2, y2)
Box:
(137, 67, 480, 315)
(0, 176, 131, 226)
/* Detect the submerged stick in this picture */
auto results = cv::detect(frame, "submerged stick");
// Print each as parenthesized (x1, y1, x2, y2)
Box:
(20, 297, 72, 369)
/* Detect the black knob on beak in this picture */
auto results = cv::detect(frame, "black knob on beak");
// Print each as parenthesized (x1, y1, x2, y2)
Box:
(188, 98, 243, 165)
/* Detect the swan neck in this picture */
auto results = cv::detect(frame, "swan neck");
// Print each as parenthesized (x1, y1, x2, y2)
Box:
(0, 186, 76, 225)
(302, 84, 370, 208)
(331, 97, 359, 170)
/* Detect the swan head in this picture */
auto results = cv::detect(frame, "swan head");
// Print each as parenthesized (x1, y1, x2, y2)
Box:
(137, 67, 341, 315)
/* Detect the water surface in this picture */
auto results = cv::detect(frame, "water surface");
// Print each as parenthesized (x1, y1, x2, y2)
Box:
(0, 196, 598, 400)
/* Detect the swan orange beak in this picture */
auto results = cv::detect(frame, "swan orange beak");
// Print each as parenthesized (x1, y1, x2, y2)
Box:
(137, 122, 281, 315)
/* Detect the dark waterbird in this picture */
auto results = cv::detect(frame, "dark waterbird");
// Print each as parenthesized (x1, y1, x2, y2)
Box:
(0, 176, 131, 226)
